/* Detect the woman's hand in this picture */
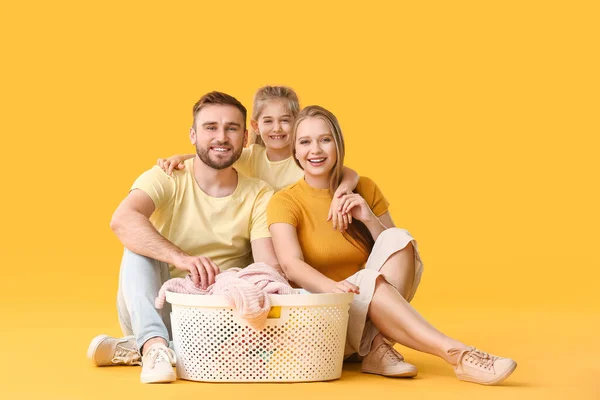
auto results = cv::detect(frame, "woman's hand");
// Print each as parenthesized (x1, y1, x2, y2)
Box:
(157, 154, 190, 175)
(327, 188, 353, 231)
(330, 280, 360, 294)
(337, 193, 375, 223)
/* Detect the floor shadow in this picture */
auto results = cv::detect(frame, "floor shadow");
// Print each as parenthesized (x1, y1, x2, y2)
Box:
(342, 359, 530, 387)
(495, 380, 535, 388)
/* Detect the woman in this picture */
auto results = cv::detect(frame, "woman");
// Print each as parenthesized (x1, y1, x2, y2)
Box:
(266, 106, 517, 385)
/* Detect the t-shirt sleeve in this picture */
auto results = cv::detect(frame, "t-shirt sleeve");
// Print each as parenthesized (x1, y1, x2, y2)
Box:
(267, 191, 301, 228)
(357, 176, 390, 217)
(130, 166, 176, 211)
(250, 184, 274, 241)
(234, 146, 253, 177)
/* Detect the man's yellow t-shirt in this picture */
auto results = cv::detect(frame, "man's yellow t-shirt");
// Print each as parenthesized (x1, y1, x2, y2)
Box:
(131, 158, 273, 278)
(235, 144, 303, 191)
(267, 177, 390, 282)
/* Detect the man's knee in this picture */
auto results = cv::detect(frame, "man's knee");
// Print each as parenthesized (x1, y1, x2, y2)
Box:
(121, 248, 158, 269)
(120, 249, 166, 282)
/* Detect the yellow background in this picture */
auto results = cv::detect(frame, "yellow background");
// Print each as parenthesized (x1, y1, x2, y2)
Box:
(1, 0, 598, 398)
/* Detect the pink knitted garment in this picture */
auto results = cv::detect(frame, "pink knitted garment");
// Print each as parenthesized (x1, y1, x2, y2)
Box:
(155, 262, 296, 330)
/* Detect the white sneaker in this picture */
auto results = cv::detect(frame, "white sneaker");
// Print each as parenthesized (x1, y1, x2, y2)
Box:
(140, 343, 177, 384)
(87, 334, 141, 366)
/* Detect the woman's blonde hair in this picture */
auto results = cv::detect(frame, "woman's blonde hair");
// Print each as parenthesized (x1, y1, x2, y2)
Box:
(292, 105, 374, 253)
(251, 85, 300, 146)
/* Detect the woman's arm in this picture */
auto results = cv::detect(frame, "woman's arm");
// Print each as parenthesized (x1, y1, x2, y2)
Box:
(338, 193, 390, 241)
(362, 214, 388, 241)
(377, 211, 396, 229)
(269, 222, 359, 294)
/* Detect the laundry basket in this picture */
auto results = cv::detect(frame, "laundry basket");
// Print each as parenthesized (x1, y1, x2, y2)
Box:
(166, 290, 354, 382)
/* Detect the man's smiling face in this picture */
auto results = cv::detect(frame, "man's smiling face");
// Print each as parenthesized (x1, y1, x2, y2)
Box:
(191, 104, 248, 170)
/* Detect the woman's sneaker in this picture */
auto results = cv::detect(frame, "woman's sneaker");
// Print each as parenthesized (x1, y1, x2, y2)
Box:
(87, 334, 141, 366)
(140, 343, 177, 384)
(361, 338, 418, 377)
(448, 347, 517, 385)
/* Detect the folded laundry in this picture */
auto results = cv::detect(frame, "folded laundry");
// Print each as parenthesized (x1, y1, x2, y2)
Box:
(155, 262, 296, 330)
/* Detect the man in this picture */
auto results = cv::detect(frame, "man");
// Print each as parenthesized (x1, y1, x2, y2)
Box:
(87, 91, 279, 384)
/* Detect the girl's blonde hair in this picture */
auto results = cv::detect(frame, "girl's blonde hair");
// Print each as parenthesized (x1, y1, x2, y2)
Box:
(292, 105, 374, 253)
(251, 86, 300, 145)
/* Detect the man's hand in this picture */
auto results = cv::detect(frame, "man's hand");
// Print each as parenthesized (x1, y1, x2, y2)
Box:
(173, 255, 220, 289)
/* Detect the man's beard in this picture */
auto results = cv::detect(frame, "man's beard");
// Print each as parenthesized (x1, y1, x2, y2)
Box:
(195, 142, 243, 170)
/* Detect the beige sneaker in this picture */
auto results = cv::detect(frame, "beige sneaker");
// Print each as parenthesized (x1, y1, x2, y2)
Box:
(361, 338, 418, 377)
(87, 334, 141, 366)
(140, 343, 177, 384)
(448, 347, 517, 385)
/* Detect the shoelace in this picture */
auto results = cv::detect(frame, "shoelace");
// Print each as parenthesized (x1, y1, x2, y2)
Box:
(144, 346, 176, 369)
(381, 341, 405, 362)
(449, 347, 497, 370)
(111, 343, 142, 366)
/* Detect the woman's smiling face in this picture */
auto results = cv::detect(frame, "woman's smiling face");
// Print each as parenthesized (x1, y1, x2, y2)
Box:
(294, 116, 337, 178)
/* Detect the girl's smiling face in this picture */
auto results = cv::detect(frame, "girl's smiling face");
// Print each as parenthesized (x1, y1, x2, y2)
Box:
(252, 100, 294, 151)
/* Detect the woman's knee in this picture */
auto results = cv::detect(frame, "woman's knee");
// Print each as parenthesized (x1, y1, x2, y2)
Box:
(395, 243, 414, 261)
(374, 274, 389, 290)
(377, 228, 414, 245)
(380, 245, 415, 276)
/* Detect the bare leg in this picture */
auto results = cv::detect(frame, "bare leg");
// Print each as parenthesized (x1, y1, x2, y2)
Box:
(369, 276, 468, 365)
(378, 243, 415, 301)
(373, 243, 416, 345)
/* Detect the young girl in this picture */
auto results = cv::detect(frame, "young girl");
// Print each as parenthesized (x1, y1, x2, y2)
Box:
(266, 105, 517, 385)
(158, 86, 357, 231)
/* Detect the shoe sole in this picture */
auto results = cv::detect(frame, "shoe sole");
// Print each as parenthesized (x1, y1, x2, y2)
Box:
(362, 367, 418, 378)
(141, 372, 177, 384)
(457, 361, 517, 385)
(87, 334, 110, 366)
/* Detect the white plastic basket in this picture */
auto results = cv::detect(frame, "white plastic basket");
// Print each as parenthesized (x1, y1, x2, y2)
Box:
(166, 290, 354, 382)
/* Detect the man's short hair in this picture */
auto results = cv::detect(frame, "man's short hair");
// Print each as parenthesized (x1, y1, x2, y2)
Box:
(192, 91, 247, 131)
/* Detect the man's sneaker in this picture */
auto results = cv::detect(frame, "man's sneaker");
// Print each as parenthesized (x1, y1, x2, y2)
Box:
(140, 343, 177, 384)
(448, 347, 517, 385)
(361, 338, 418, 377)
(87, 334, 141, 366)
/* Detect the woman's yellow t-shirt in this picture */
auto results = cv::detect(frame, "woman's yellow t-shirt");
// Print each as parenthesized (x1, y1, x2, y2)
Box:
(235, 144, 303, 191)
(267, 177, 390, 281)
